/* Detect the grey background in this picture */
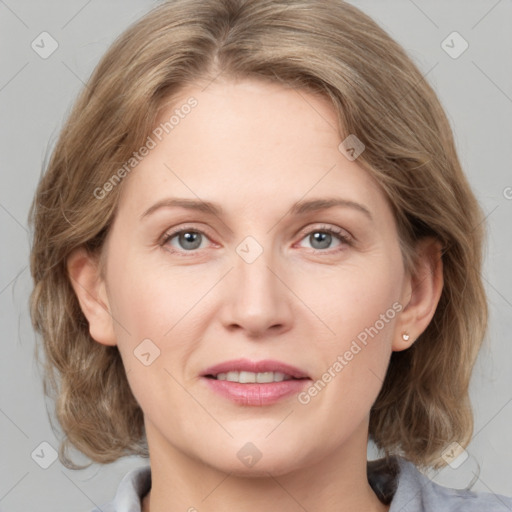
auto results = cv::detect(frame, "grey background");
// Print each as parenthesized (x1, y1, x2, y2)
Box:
(0, 0, 511, 510)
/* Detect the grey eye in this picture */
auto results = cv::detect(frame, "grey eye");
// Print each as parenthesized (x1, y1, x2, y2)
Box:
(309, 231, 334, 250)
(175, 231, 203, 250)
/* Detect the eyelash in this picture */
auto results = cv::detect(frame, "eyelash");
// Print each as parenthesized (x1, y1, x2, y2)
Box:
(160, 224, 353, 257)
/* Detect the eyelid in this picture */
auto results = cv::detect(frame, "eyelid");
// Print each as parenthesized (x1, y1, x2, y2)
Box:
(160, 223, 214, 241)
(295, 223, 354, 244)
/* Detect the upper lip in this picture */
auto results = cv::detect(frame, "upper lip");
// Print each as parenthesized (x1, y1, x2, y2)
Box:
(202, 358, 310, 379)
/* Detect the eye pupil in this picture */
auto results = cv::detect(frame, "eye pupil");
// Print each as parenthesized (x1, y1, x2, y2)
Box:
(179, 231, 202, 250)
(310, 231, 332, 250)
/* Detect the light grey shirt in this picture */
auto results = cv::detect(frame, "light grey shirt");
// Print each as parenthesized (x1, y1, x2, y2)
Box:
(89, 456, 512, 511)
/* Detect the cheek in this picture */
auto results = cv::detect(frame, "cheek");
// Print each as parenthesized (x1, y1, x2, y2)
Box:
(302, 254, 402, 344)
(298, 256, 401, 402)
(108, 254, 209, 339)
(107, 270, 197, 420)
(106, 259, 209, 392)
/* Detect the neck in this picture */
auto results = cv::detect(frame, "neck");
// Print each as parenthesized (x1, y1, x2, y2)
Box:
(141, 421, 390, 512)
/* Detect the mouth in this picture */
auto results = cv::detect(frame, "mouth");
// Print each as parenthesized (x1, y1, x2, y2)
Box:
(202, 358, 310, 382)
(201, 359, 311, 406)
(205, 370, 301, 383)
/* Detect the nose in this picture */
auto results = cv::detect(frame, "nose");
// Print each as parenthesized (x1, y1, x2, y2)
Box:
(219, 244, 294, 337)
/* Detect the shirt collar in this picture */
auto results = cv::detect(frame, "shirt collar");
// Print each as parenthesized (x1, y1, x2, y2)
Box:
(107, 455, 507, 512)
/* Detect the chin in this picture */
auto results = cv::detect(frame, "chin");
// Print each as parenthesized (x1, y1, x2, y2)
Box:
(201, 443, 311, 478)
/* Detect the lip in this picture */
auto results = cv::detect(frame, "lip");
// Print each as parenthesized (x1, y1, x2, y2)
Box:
(201, 358, 311, 406)
(202, 358, 310, 379)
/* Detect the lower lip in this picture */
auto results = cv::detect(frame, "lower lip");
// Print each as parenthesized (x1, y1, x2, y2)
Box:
(202, 377, 310, 406)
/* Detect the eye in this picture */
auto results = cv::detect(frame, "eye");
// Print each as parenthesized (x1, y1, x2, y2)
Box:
(296, 225, 352, 253)
(161, 227, 212, 254)
(160, 224, 353, 256)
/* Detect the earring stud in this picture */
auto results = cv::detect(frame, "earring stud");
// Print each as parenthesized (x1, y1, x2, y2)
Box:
(402, 332, 410, 341)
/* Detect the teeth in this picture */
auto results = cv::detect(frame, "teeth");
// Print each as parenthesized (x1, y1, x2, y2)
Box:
(214, 371, 292, 383)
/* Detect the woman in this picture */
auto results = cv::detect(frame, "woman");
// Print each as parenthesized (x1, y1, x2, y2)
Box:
(29, 0, 512, 510)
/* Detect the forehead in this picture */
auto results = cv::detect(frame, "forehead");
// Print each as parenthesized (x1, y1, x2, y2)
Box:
(116, 78, 389, 221)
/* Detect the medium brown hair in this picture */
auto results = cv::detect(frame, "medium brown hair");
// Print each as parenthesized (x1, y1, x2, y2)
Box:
(29, 0, 487, 470)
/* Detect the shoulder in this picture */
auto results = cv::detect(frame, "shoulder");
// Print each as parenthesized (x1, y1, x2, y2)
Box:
(87, 464, 151, 512)
(388, 456, 512, 512)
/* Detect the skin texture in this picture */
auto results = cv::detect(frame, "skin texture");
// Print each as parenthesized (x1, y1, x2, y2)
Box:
(68, 77, 443, 512)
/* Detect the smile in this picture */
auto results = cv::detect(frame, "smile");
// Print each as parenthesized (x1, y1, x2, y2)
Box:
(201, 359, 311, 405)
(210, 371, 295, 383)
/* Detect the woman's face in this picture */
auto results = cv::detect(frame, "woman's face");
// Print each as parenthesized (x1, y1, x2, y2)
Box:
(98, 78, 413, 475)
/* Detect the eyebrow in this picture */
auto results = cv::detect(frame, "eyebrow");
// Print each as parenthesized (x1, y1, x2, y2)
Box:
(140, 197, 373, 221)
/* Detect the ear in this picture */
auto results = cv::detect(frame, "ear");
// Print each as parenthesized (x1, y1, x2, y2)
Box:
(393, 237, 444, 351)
(67, 247, 117, 346)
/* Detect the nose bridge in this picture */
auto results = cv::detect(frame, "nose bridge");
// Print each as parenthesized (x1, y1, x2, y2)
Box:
(223, 235, 292, 334)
